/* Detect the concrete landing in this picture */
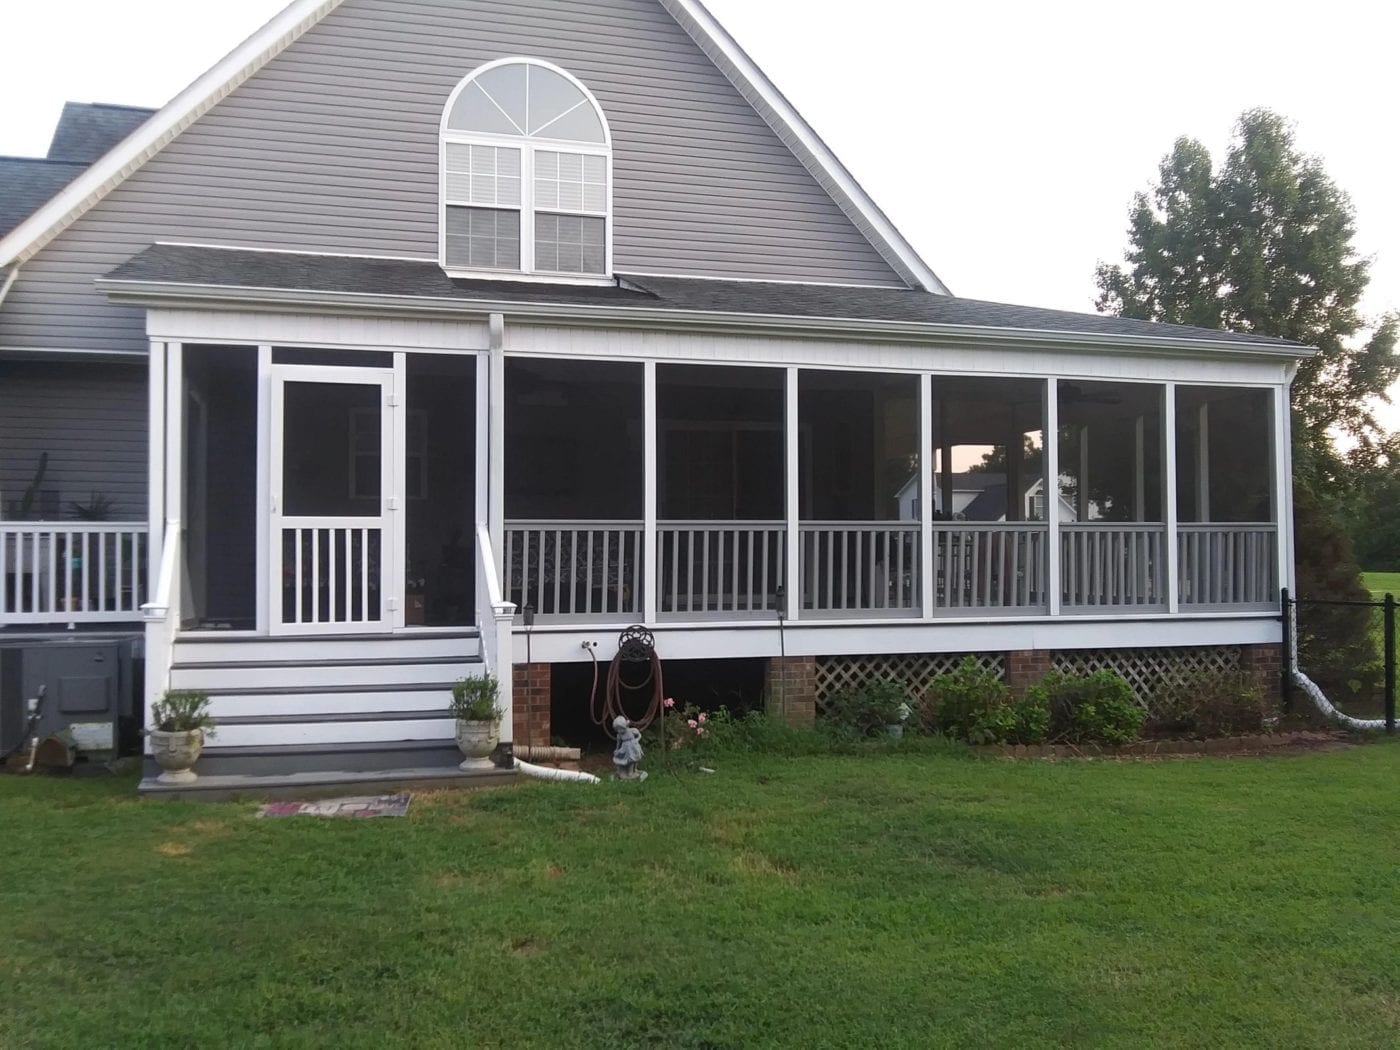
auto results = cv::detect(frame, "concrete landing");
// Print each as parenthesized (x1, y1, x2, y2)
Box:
(138, 763, 519, 802)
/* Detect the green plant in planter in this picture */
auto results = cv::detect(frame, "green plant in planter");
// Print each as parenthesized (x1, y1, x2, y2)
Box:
(151, 690, 214, 734)
(450, 675, 500, 722)
(1028, 670, 1145, 746)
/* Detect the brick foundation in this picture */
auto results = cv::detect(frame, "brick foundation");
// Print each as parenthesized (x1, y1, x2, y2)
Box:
(766, 655, 817, 728)
(1239, 644, 1284, 706)
(1006, 650, 1053, 696)
(512, 662, 552, 748)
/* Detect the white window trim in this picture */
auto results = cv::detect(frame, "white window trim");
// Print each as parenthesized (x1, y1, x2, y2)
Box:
(439, 58, 614, 285)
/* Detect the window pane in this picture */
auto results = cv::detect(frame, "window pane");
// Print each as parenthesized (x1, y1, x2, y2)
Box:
(445, 81, 523, 136)
(534, 149, 606, 216)
(446, 207, 521, 271)
(475, 63, 528, 131)
(445, 144, 521, 207)
(535, 213, 605, 275)
(536, 98, 605, 143)
(526, 65, 589, 136)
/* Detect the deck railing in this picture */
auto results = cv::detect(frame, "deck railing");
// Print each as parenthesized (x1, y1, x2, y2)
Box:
(0, 522, 149, 624)
(1178, 524, 1278, 606)
(504, 520, 644, 620)
(933, 523, 1048, 611)
(1060, 523, 1167, 608)
(659, 522, 785, 617)
(802, 522, 919, 614)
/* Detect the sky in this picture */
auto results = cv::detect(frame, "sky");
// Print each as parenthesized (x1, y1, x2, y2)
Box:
(3, 0, 1396, 420)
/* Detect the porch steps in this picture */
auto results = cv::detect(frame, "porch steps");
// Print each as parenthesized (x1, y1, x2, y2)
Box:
(162, 631, 487, 778)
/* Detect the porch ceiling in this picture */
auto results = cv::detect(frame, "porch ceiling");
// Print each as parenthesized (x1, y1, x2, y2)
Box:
(99, 244, 1310, 356)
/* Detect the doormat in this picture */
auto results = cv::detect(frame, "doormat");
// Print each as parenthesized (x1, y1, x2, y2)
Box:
(257, 794, 411, 819)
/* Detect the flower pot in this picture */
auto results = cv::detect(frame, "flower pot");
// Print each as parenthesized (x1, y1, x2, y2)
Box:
(456, 719, 499, 768)
(151, 728, 203, 785)
(886, 723, 905, 739)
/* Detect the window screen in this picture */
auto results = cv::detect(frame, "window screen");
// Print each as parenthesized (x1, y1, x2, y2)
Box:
(445, 207, 521, 271)
(535, 214, 606, 275)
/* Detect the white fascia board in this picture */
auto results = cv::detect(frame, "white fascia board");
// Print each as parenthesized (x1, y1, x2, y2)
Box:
(659, 0, 951, 296)
(96, 277, 1315, 362)
(0, 0, 344, 269)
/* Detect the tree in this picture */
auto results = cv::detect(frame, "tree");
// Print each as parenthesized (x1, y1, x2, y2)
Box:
(1095, 109, 1398, 490)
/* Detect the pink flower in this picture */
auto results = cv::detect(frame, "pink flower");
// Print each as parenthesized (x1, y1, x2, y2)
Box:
(697, 712, 707, 724)
(664, 697, 676, 709)
(696, 727, 707, 736)
(687, 719, 698, 729)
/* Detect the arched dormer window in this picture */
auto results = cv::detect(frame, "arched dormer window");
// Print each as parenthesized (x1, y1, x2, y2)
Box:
(441, 58, 612, 281)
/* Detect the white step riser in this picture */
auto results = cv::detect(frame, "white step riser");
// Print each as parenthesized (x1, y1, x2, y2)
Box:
(174, 636, 480, 665)
(208, 719, 458, 749)
(207, 690, 455, 720)
(170, 662, 481, 693)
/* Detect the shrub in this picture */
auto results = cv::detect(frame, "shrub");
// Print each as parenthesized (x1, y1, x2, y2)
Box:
(920, 658, 1048, 745)
(1029, 670, 1145, 746)
(151, 690, 214, 734)
(450, 675, 499, 721)
(1150, 671, 1272, 738)
(823, 680, 908, 738)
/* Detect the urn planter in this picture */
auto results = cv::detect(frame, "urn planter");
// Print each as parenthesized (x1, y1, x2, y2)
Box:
(151, 728, 204, 785)
(456, 719, 499, 768)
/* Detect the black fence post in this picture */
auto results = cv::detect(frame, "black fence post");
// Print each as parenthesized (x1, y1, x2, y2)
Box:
(1385, 593, 1396, 734)
(1280, 587, 1293, 713)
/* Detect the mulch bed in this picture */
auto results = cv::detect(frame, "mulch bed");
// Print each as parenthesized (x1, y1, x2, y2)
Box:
(983, 730, 1358, 761)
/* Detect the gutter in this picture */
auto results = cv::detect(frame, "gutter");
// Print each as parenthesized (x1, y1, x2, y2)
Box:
(96, 276, 1316, 362)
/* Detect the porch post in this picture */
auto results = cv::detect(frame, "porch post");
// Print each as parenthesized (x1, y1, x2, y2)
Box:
(1164, 383, 1181, 613)
(166, 343, 185, 623)
(1045, 379, 1061, 616)
(146, 341, 166, 598)
(488, 314, 506, 561)
(1271, 383, 1293, 595)
(643, 361, 658, 624)
(919, 373, 935, 618)
(255, 346, 272, 633)
(1133, 415, 1146, 521)
(475, 352, 490, 529)
(784, 367, 800, 621)
(1196, 402, 1211, 521)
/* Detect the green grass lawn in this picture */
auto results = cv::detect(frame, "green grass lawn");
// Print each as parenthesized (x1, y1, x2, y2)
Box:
(3, 745, 1400, 1048)
(1362, 571, 1400, 600)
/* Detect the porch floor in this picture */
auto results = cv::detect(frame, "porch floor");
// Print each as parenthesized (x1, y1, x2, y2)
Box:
(138, 761, 519, 802)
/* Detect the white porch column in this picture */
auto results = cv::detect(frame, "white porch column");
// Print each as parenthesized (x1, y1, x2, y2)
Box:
(643, 361, 658, 624)
(165, 343, 185, 624)
(255, 346, 272, 633)
(146, 341, 166, 598)
(919, 373, 935, 618)
(1133, 415, 1146, 521)
(475, 352, 491, 532)
(1272, 383, 1293, 597)
(1164, 383, 1181, 613)
(1044, 379, 1061, 616)
(488, 314, 506, 562)
(1195, 402, 1211, 521)
(784, 366, 800, 621)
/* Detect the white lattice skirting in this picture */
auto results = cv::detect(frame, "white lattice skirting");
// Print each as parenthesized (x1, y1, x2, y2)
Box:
(816, 652, 1006, 709)
(1052, 646, 1243, 706)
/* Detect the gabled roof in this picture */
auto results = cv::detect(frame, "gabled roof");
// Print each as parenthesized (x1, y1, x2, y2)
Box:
(46, 102, 156, 163)
(0, 0, 947, 294)
(99, 244, 1310, 355)
(0, 158, 87, 237)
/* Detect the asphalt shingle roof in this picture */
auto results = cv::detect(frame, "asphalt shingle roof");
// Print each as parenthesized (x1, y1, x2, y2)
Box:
(46, 102, 155, 163)
(103, 244, 1306, 352)
(0, 157, 88, 237)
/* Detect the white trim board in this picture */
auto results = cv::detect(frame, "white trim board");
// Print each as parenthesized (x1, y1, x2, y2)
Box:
(0, 0, 942, 298)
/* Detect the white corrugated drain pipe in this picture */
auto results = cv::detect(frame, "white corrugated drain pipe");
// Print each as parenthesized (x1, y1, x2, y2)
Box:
(514, 758, 601, 784)
(1288, 601, 1388, 731)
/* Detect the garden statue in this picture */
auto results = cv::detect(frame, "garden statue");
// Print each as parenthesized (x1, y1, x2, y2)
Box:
(612, 715, 646, 781)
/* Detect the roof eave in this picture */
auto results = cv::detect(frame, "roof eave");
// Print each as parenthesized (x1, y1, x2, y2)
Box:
(96, 276, 1315, 361)
(0, 0, 344, 269)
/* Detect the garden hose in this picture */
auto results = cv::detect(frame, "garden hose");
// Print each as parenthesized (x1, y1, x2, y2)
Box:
(588, 626, 666, 741)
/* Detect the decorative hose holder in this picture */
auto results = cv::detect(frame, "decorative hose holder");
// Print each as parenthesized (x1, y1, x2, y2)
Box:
(589, 626, 666, 777)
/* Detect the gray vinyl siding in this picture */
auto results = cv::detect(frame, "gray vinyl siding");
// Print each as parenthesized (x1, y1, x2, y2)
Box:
(0, 362, 147, 520)
(0, 0, 905, 355)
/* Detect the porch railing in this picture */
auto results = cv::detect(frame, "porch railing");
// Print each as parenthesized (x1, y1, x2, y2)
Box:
(933, 523, 1048, 611)
(504, 520, 644, 620)
(659, 522, 785, 617)
(0, 522, 149, 624)
(802, 522, 919, 614)
(1178, 523, 1278, 606)
(1060, 523, 1167, 608)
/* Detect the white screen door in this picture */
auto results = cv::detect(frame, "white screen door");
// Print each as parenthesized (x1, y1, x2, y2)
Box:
(270, 365, 395, 635)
